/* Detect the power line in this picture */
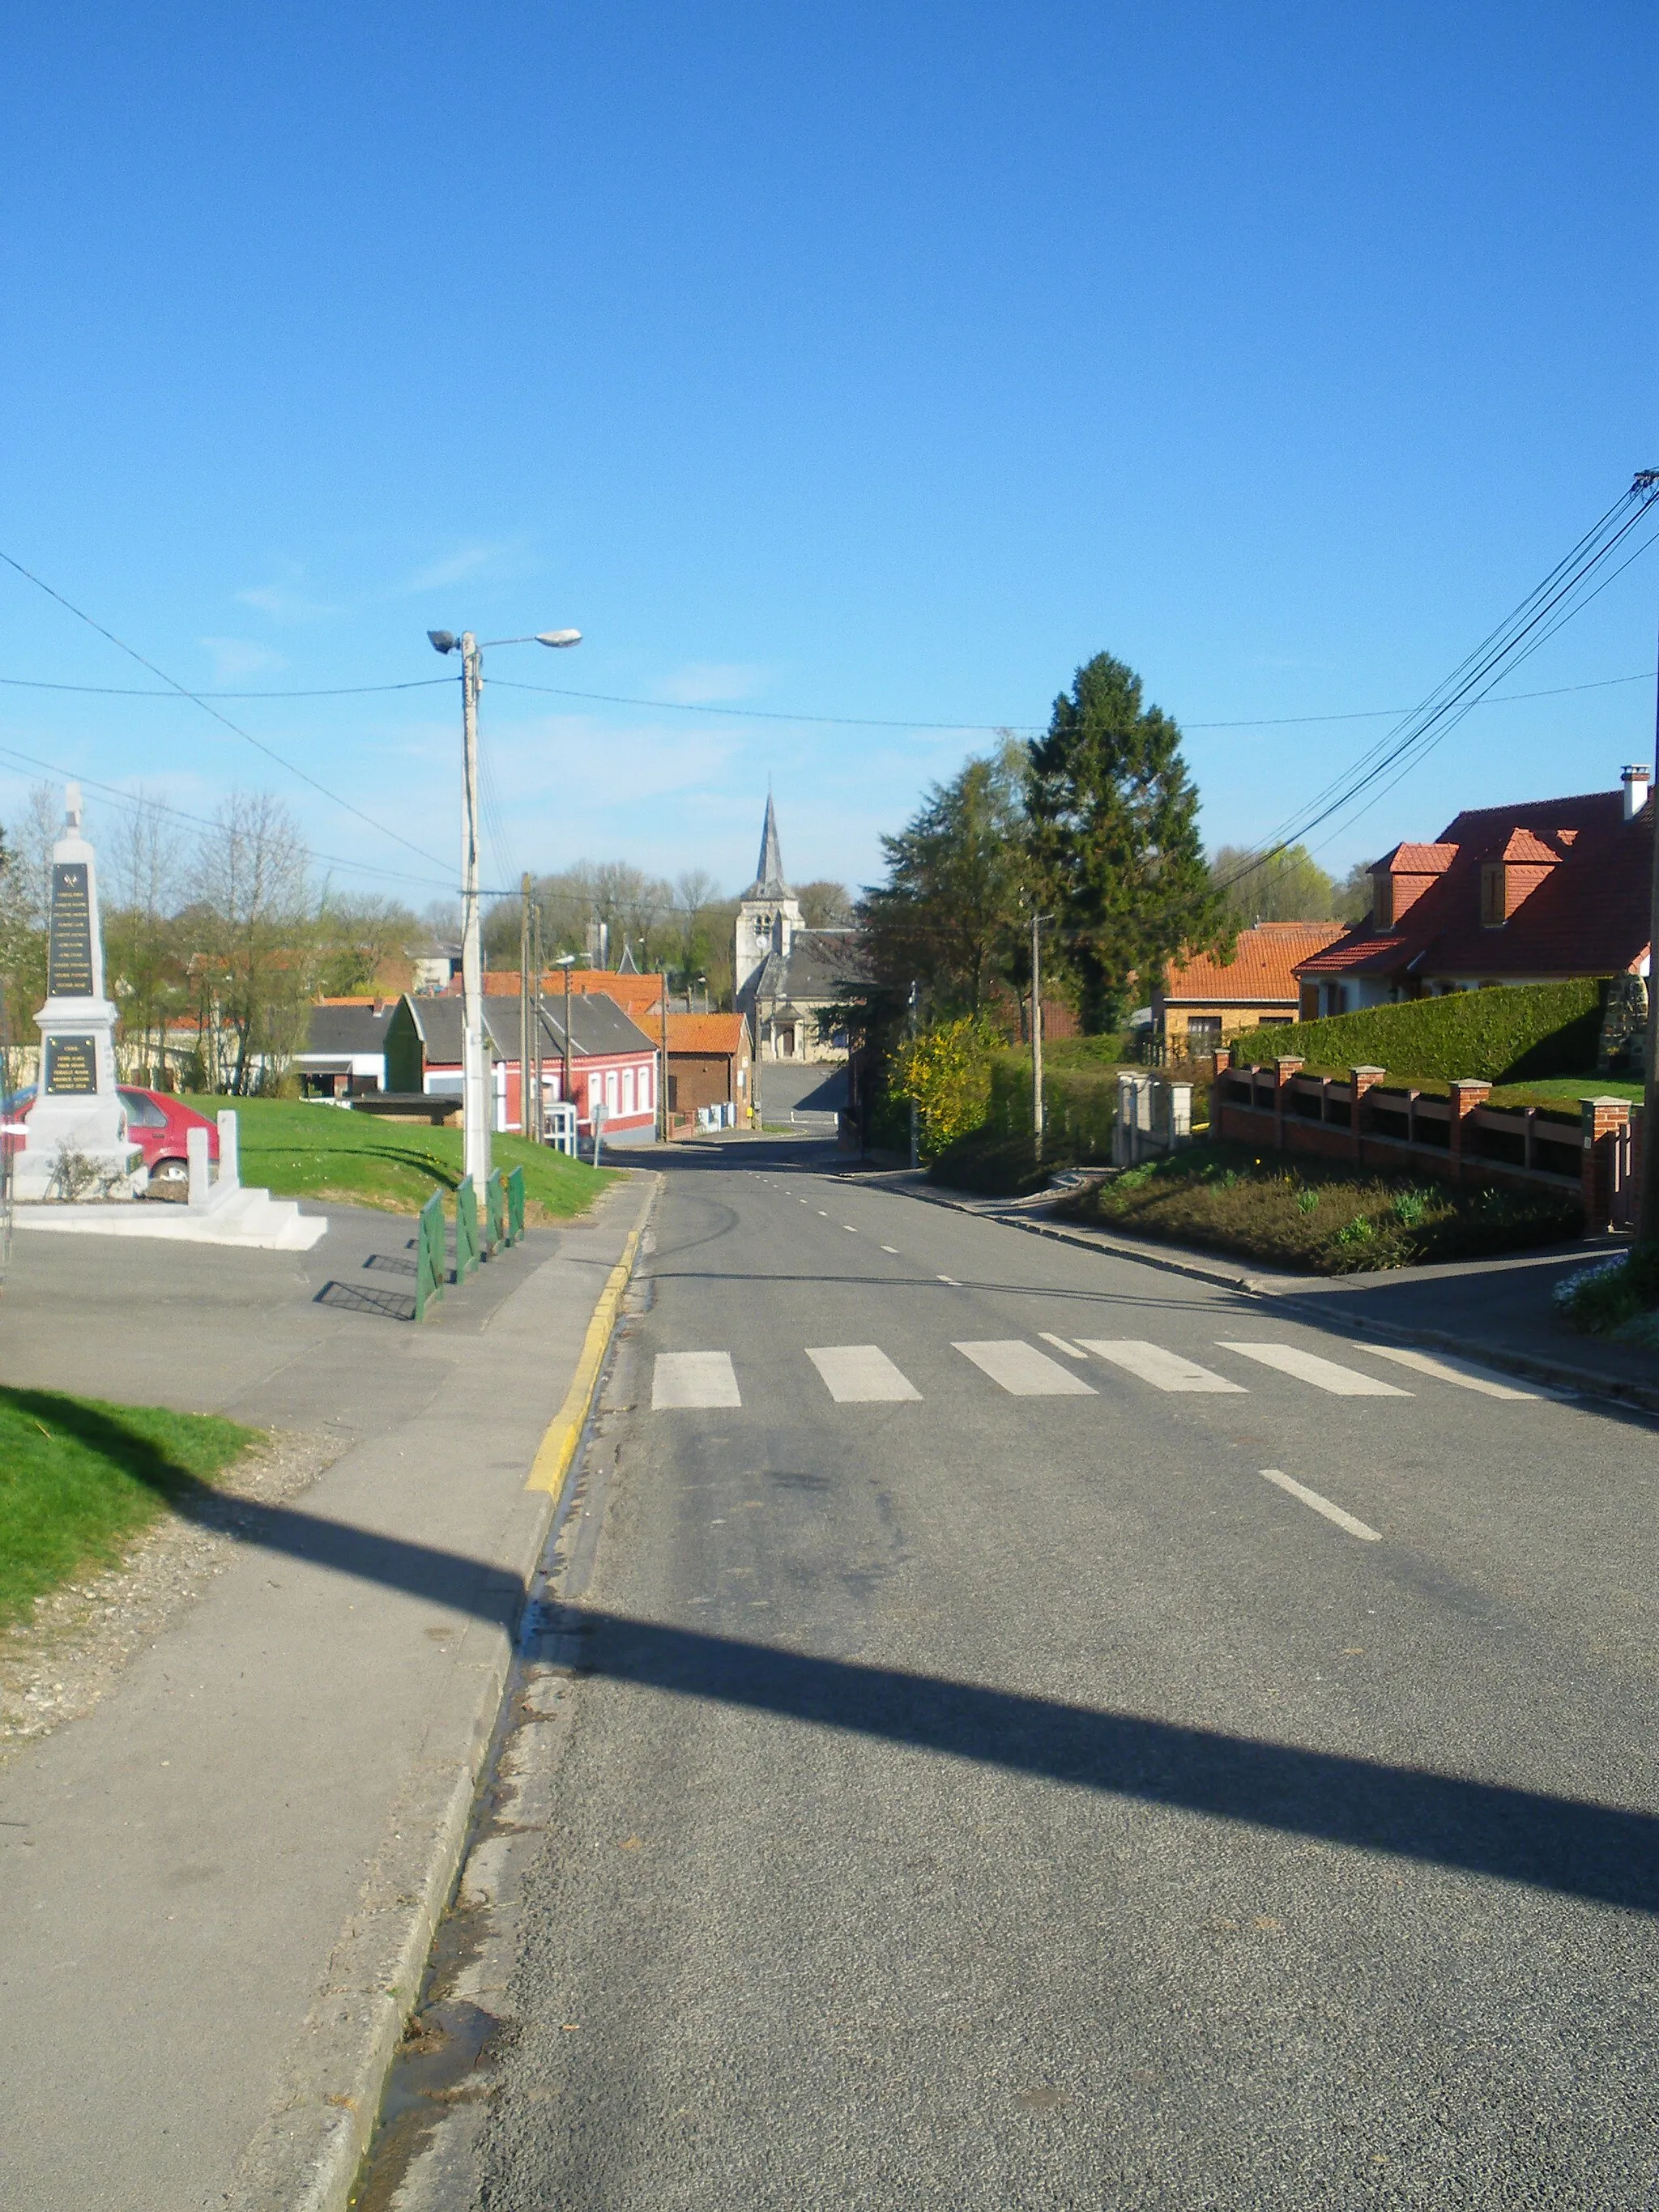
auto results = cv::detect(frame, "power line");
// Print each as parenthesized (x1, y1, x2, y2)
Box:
(0, 674, 453, 699)
(1, 654, 1651, 734)
(0, 739, 456, 893)
(1214, 479, 1659, 896)
(0, 548, 453, 870)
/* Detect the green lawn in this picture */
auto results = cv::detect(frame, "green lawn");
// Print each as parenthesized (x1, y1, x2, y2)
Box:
(186, 1096, 618, 1222)
(1486, 1076, 1644, 1110)
(0, 1387, 261, 1629)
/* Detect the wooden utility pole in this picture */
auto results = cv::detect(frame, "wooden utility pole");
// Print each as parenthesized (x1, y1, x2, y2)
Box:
(458, 633, 489, 1188)
(1031, 910, 1046, 1163)
(907, 980, 919, 1170)
(1638, 466, 1659, 1247)
(659, 974, 669, 1141)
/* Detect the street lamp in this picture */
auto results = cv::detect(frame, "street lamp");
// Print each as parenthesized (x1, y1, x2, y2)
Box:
(428, 624, 581, 1190)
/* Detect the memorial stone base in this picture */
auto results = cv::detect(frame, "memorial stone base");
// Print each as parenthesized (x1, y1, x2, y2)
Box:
(15, 1000, 143, 1202)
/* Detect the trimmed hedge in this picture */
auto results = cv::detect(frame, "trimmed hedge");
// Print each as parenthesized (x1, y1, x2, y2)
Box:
(983, 1054, 1120, 1157)
(1235, 980, 1604, 1086)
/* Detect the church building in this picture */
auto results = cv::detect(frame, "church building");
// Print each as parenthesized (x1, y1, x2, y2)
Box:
(733, 796, 861, 1063)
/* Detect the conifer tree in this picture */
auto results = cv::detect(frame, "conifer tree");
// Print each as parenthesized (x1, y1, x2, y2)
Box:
(1027, 653, 1231, 1030)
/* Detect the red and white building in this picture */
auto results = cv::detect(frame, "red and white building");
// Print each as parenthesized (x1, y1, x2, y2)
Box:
(384, 990, 659, 1145)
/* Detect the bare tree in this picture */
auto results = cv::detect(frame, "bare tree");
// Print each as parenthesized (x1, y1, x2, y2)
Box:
(105, 791, 186, 1082)
(190, 792, 312, 1093)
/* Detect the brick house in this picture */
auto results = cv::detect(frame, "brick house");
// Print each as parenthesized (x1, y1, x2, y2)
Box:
(665, 1012, 753, 1121)
(1294, 768, 1654, 1016)
(1154, 922, 1346, 1051)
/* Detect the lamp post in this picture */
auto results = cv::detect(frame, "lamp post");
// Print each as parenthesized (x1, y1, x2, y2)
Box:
(428, 626, 580, 1189)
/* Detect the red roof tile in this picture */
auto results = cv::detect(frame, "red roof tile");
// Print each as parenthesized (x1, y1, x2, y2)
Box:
(1297, 786, 1650, 984)
(1162, 922, 1346, 1005)
(666, 1013, 748, 1054)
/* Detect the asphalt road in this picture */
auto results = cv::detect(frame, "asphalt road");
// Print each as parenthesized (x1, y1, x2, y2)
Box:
(402, 1138, 1659, 2208)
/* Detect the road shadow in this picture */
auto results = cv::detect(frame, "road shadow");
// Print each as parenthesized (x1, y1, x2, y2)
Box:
(11, 1380, 1653, 1918)
(315, 1281, 418, 1321)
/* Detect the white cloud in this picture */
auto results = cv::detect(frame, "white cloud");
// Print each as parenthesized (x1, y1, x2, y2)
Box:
(399, 540, 529, 598)
(659, 662, 770, 705)
(200, 637, 287, 682)
(236, 566, 339, 623)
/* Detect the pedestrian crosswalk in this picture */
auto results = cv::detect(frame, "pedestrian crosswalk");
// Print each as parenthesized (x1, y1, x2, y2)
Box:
(649, 1335, 1543, 1410)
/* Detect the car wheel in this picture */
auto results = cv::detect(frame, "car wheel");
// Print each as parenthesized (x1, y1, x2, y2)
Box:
(147, 1157, 190, 1202)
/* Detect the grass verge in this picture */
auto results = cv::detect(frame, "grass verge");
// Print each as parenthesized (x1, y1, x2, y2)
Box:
(0, 1387, 261, 1630)
(1059, 1140, 1583, 1274)
(187, 1097, 618, 1223)
(1550, 1247, 1659, 1345)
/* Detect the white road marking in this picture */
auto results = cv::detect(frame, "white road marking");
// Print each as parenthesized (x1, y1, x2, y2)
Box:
(1355, 1343, 1542, 1400)
(844, 1225, 858, 1233)
(1080, 1340, 1246, 1393)
(1218, 1342, 1411, 1396)
(1038, 1332, 1089, 1359)
(881, 1245, 899, 1255)
(817, 1210, 829, 1217)
(937, 1273, 962, 1286)
(652, 1352, 742, 1409)
(1260, 1468, 1381, 1541)
(807, 1345, 923, 1403)
(953, 1340, 1098, 1396)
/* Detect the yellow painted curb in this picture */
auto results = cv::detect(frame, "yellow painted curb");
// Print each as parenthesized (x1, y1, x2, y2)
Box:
(526, 1226, 642, 1497)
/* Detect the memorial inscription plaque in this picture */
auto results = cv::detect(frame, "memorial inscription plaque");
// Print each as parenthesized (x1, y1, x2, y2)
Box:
(48, 862, 94, 996)
(45, 1034, 98, 1095)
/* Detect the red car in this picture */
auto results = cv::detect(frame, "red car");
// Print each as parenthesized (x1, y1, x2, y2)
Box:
(8, 1085, 220, 1199)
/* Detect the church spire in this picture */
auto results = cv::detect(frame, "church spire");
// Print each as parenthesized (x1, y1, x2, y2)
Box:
(753, 791, 788, 896)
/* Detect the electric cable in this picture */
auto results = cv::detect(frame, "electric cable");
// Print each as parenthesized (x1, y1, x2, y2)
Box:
(0, 548, 454, 869)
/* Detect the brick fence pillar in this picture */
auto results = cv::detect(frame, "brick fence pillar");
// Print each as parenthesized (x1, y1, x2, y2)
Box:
(1631, 1104, 1644, 1230)
(1580, 1095, 1631, 1233)
(1447, 1079, 1491, 1183)
(1273, 1056, 1303, 1154)
(1350, 1065, 1385, 1163)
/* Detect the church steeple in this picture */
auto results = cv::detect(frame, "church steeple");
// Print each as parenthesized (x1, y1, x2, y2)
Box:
(750, 791, 789, 897)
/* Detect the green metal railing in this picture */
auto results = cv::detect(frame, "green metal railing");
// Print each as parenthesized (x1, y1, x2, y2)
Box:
(414, 1189, 446, 1321)
(455, 1175, 481, 1284)
(486, 1167, 508, 1255)
(506, 1164, 525, 1244)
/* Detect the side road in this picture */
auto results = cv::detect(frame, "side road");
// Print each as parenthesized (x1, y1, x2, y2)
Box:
(846, 1166, 1657, 1410)
(0, 1174, 655, 2212)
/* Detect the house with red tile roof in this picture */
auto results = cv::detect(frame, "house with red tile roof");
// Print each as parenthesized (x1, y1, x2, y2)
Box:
(665, 1011, 753, 1124)
(1154, 922, 1346, 1051)
(1294, 768, 1654, 1016)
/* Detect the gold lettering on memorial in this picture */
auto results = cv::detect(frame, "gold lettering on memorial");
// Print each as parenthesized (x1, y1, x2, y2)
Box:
(48, 863, 95, 997)
(45, 1034, 98, 1095)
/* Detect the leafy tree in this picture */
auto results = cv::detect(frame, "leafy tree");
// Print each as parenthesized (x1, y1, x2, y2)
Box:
(890, 1014, 1000, 1157)
(1209, 842, 1337, 924)
(859, 743, 1028, 1015)
(1027, 654, 1231, 1029)
(313, 893, 419, 997)
(1334, 860, 1374, 924)
(796, 880, 854, 928)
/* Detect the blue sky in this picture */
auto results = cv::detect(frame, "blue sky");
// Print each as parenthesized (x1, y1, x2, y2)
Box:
(2, 4, 1655, 910)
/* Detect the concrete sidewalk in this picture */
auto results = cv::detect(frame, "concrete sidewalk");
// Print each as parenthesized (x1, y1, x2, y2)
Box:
(0, 1174, 654, 2212)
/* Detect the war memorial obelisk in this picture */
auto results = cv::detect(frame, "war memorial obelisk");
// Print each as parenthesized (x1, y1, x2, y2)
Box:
(16, 784, 143, 1200)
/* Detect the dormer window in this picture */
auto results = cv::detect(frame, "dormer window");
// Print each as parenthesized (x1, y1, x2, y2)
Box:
(1481, 863, 1505, 927)
(1372, 873, 1393, 929)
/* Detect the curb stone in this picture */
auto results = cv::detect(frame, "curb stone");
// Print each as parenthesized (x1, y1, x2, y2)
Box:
(885, 1175, 1659, 1420)
(221, 1173, 659, 2212)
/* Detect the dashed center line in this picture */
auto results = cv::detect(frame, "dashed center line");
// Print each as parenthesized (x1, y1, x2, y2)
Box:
(936, 1273, 962, 1286)
(844, 1225, 858, 1233)
(881, 1246, 899, 1255)
(1038, 1332, 1089, 1359)
(1260, 1468, 1381, 1542)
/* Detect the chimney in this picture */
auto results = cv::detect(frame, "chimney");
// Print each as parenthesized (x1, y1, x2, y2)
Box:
(1623, 765, 1651, 821)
